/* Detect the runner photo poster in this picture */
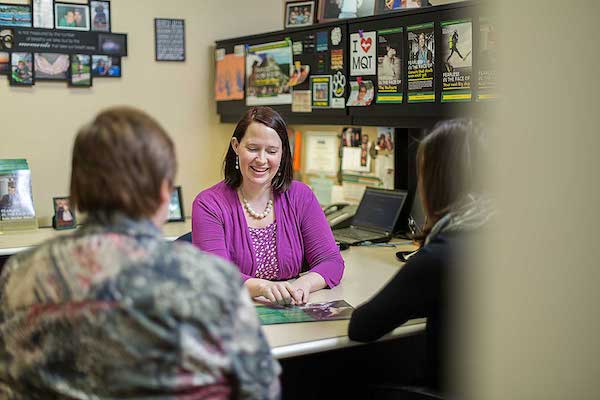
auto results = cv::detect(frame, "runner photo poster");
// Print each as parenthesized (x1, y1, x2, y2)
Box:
(441, 18, 472, 102)
(246, 39, 293, 105)
(376, 27, 403, 103)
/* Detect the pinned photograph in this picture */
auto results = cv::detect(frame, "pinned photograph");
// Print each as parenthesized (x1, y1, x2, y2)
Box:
(92, 55, 121, 77)
(347, 80, 374, 106)
(52, 196, 76, 230)
(0, 4, 32, 27)
(54, 2, 90, 31)
(341, 127, 362, 147)
(10, 52, 34, 86)
(285, 1, 315, 28)
(69, 54, 92, 87)
(34, 53, 69, 81)
(0, 52, 9, 75)
(90, 0, 110, 32)
(288, 62, 310, 87)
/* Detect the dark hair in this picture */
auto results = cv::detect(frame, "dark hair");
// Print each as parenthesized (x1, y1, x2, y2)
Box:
(416, 119, 487, 240)
(70, 106, 176, 219)
(223, 107, 293, 192)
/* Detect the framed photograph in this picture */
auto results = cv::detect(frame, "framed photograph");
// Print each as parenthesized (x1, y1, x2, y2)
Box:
(0, 3, 32, 27)
(284, 1, 315, 29)
(0, 52, 9, 75)
(318, 0, 375, 22)
(167, 186, 185, 222)
(90, 0, 110, 32)
(32, 0, 54, 29)
(34, 53, 69, 81)
(52, 196, 77, 230)
(10, 52, 34, 86)
(69, 54, 92, 87)
(98, 33, 126, 55)
(0, 28, 13, 51)
(92, 55, 121, 77)
(54, 2, 90, 31)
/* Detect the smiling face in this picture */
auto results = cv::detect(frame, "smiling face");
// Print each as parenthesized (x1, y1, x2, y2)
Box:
(232, 122, 282, 189)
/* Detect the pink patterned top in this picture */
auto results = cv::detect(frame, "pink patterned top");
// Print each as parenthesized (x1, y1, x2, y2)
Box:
(248, 221, 279, 280)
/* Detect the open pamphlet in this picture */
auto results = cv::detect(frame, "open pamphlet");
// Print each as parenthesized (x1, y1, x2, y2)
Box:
(256, 300, 354, 325)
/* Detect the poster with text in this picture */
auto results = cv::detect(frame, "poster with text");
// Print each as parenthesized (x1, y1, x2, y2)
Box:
(377, 27, 403, 103)
(215, 53, 244, 101)
(310, 75, 331, 108)
(350, 31, 376, 76)
(478, 16, 497, 101)
(407, 22, 434, 103)
(246, 39, 292, 105)
(441, 19, 472, 102)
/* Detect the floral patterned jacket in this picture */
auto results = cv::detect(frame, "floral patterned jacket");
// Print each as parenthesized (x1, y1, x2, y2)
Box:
(0, 213, 280, 399)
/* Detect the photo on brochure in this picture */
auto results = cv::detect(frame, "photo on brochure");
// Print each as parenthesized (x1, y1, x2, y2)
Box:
(256, 300, 354, 325)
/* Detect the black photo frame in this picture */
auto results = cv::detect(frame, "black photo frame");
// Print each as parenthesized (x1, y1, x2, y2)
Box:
(9, 52, 34, 86)
(54, 1, 90, 31)
(34, 52, 70, 81)
(69, 53, 92, 87)
(92, 54, 121, 77)
(167, 186, 185, 222)
(154, 18, 186, 62)
(284, 1, 316, 29)
(0, 3, 32, 27)
(52, 196, 77, 230)
(89, 0, 110, 32)
(32, 0, 54, 29)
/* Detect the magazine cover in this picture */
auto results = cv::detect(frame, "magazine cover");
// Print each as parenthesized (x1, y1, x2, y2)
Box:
(441, 18, 473, 102)
(407, 22, 435, 103)
(0, 159, 36, 225)
(256, 300, 354, 325)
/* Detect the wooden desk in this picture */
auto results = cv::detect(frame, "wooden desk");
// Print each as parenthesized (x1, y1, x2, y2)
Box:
(0, 220, 192, 257)
(265, 242, 425, 359)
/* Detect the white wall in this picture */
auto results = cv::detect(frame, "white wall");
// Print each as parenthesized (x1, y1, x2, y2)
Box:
(0, 0, 283, 224)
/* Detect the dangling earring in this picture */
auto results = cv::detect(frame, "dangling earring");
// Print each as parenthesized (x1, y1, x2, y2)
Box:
(277, 170, 281, 176)
(235, 155, 239, 170)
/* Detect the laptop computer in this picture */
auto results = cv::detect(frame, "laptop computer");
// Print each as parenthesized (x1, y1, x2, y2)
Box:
(333, 187, 407, 245)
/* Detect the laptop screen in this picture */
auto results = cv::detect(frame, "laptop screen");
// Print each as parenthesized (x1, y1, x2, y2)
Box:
(351, 188, 407, 233)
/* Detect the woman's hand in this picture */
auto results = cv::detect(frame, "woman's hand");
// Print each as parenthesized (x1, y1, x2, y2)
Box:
(246, 279, 303, 305)
(290, 279, 312, 304)
(290, 272, 327, 305)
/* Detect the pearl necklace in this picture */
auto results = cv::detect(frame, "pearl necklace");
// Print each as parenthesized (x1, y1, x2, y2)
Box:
(240, 190, 273, 219)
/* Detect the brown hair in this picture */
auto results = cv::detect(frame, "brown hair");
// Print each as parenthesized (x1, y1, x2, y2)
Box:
(70, 107, 176, 219)
(416, 119, 486, 241)
(223, 107, 293, 192)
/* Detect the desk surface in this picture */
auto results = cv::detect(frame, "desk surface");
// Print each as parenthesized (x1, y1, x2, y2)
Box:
(264, 242, 425, 359)
(0, 220, 192, 256)
(1, 225, 422, 359)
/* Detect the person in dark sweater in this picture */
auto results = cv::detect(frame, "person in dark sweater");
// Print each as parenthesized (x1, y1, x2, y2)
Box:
(348, 119, 494, 391)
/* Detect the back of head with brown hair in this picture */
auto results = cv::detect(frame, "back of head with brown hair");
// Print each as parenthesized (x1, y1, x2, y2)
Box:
(70, 106, 176, 219)
(417, 119, 487, 238)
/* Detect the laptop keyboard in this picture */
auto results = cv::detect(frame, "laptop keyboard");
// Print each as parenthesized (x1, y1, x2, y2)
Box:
(336, 228, 379, 240)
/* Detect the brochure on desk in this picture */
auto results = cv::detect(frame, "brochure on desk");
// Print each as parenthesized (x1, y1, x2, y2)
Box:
(0, 159, 36, 230)
(256, 300, 354, 325)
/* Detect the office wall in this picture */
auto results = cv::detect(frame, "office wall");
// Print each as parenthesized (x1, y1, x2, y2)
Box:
(0, 0, 283, 224)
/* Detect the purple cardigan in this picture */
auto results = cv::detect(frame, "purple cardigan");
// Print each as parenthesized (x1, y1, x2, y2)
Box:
(192, 180, 344, 288)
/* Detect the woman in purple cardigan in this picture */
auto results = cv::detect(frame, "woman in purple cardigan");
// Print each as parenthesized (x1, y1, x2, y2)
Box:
(192, 107, 344, 305)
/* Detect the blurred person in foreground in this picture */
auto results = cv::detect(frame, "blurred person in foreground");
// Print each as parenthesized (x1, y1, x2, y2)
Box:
(349, 119, 494, 391)
(0, 107, 280, 399)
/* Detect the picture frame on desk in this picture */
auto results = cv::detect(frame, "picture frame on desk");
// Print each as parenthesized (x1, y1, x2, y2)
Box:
(52, 196, 77, 230)
(167, 186, 185, 222)
(284, 0, 316, 29)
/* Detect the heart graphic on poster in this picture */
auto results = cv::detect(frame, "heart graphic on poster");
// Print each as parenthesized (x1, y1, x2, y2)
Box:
(360, 37, 372, 53)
